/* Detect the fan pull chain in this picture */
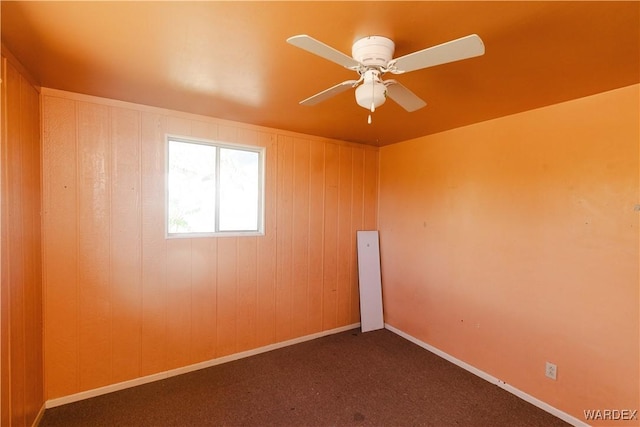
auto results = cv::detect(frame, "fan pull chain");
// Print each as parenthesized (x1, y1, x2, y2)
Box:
(368, 79, 375, 124)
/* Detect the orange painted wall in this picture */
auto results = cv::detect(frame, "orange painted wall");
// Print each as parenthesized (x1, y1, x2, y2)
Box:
(379, 84, 639, 424)
(0, 53, 44, 426)
(41, 89, 378, 399)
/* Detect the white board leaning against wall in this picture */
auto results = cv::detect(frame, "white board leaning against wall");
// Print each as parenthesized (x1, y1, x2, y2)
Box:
(356, 231, 384, 332)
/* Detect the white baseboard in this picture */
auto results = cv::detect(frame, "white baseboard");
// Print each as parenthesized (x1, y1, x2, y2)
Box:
(32, 403, 46, 427)
(384, 323, 589, 427)
(46, 323, 360, 409)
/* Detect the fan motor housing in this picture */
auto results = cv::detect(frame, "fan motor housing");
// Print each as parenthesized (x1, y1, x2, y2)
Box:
(352, 36, 395, 67)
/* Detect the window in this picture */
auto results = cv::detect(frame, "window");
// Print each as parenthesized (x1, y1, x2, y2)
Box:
(166, 136, 264, 237)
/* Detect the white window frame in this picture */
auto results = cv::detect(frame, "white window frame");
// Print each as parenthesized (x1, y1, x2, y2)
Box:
(165, 134, 265, 238)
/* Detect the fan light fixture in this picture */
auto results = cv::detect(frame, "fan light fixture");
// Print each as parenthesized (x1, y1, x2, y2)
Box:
(355, 81, 386, 110)
(287, 33, 485, 124)
(355, 70, 386, 121)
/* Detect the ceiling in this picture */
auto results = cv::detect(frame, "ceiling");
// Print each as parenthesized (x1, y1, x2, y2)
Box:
(2, 1, 638, 146)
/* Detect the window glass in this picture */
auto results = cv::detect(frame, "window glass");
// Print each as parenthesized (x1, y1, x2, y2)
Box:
(167, 140, 217, 234)
(219, 147, 260, 231)
(166, 137, 263, 237)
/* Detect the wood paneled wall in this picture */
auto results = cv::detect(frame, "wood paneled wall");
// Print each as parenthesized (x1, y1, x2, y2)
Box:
(41, 89, 379, 400)
(1, 54, 44, 426)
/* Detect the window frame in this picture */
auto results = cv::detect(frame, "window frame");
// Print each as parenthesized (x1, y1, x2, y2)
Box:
(165, 134, 265, 239)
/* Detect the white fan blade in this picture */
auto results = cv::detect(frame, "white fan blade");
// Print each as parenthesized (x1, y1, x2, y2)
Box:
(299, 80, 359, 106)
(385, 80, 427, 112)
(287, 35, 361, 69)
(391, 34, 485, 74)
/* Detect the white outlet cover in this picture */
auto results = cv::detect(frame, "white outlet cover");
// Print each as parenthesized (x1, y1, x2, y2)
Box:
(545, 362, 557, 380)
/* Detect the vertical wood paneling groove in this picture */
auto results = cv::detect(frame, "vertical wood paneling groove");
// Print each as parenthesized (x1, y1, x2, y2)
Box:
(364, 148, 379, 230)
(291, 138, 310, 338)
(236, 239, 240, 351)
(73, 101, 81, 393)
(136, 109, 144, 373)
(107, 106, 114, 387)
(107, 106, 113, 387)
(41, 90, 379, 399)
(306, 141, 312, 334)
(350, 148, 365, 323)
(306, 139, 314, 335)
(137, 110, 144, 375)
(14, 75, 26, 427)
(140, 112, 168, 376)
(254, 230, 260, 348)
(336, 144, 344, 327)
(234, 237, 239, 350)
(347, 148, 352, 323)
(337, 146, 353, 326)
(256, 133, 277, 346)
(306, 141, 312, 335)
(17, 69, 28, 427)
(275, 135, 294, 341)
(110, 107, 142, 383)
(322, 143, 338, 330)
(346, 146, 352, 324)
(216, 237, 238, 356)
(308, 141, 325, 334)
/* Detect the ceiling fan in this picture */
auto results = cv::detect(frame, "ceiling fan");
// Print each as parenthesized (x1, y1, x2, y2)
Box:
(286, 33, 485, 123)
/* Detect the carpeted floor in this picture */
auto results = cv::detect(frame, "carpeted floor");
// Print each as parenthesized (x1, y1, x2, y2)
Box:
(40, 328, 569, 426)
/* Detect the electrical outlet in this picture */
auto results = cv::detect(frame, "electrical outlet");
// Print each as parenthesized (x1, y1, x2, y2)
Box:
(545, 362, 557, 380)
